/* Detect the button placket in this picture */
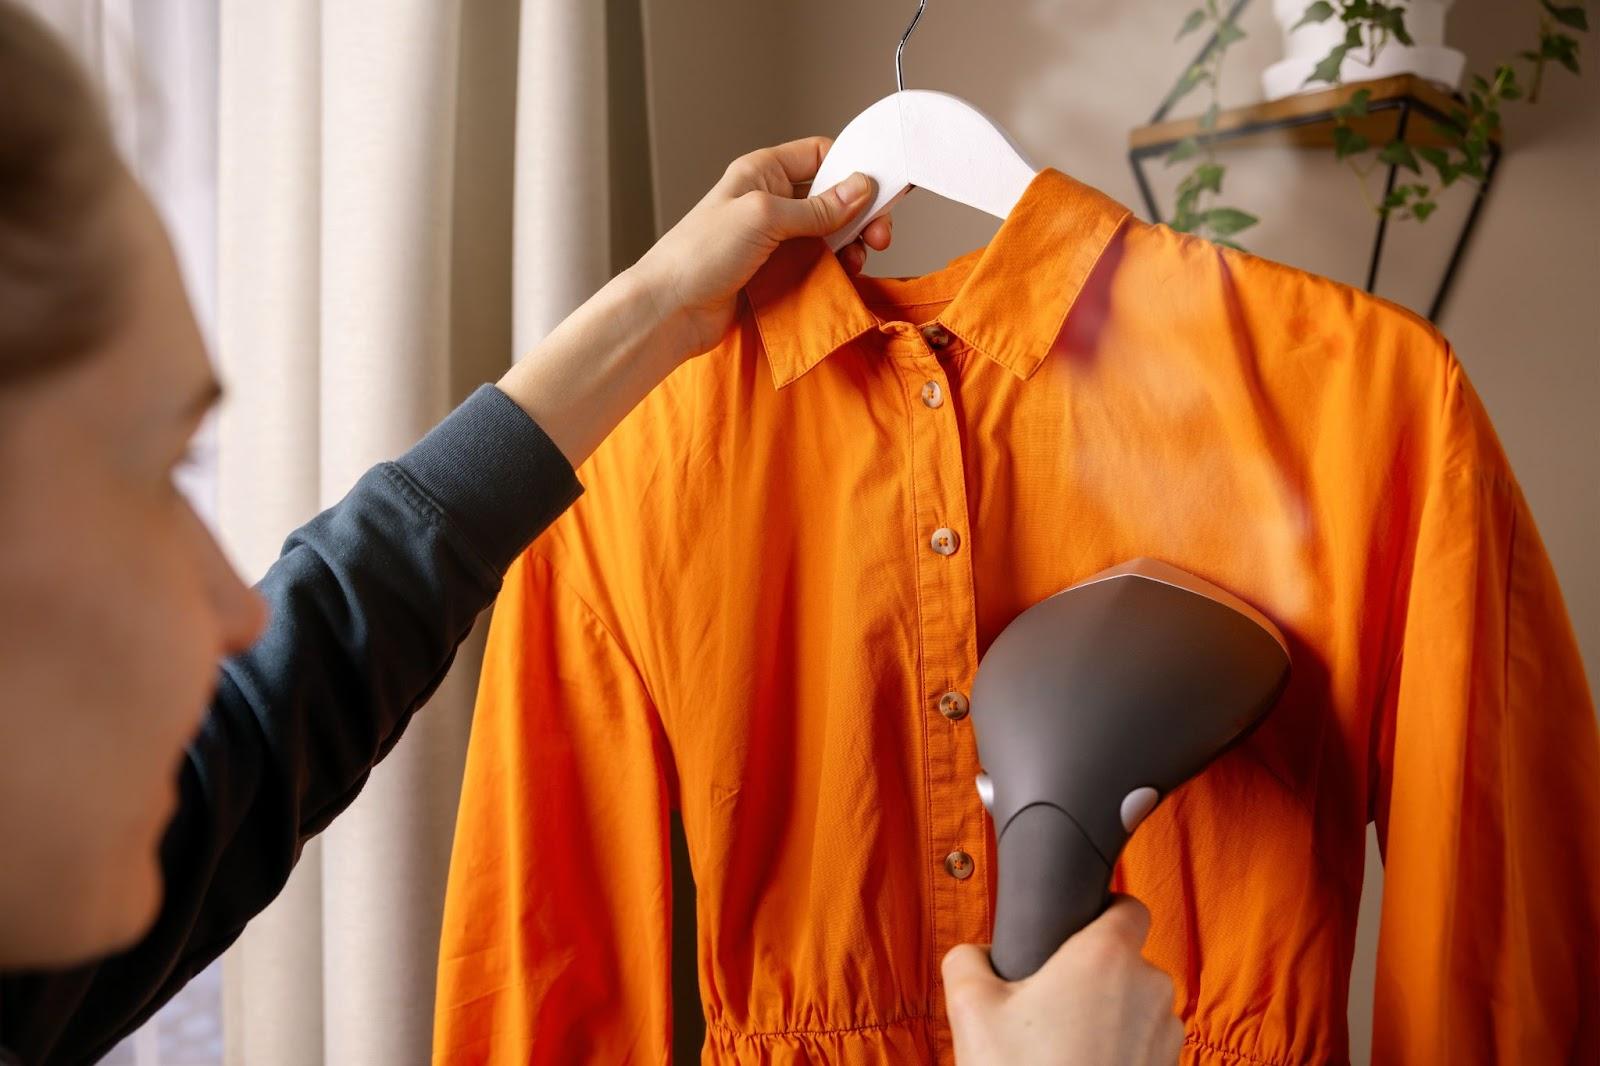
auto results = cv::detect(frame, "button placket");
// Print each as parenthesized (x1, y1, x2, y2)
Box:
(894, 349, 987, 980)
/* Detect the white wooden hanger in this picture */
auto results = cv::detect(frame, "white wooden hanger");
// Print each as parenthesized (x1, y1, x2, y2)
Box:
(809, 0, 1039, 252)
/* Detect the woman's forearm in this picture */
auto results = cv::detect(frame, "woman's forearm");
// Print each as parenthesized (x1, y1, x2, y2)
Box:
(496, 266, 688, 470)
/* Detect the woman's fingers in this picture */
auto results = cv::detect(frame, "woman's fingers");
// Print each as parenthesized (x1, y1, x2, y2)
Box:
(839, 239, 867, 276)
(721, 136, 834, 198)
(748, 172, 875, 244)
(765, 135, 834, 184)
(860, 213, 892, 251)
(840, 213, 891, 274)
(723, 137, 895, 271)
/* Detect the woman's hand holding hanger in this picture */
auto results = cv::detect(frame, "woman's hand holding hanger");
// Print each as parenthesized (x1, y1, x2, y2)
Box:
(497, 135, 889, 467)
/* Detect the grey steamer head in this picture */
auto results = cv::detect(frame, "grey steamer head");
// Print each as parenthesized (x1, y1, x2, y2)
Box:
(970, 558, 1291, 979)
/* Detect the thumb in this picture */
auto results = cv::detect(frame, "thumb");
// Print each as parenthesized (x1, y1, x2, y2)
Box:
(1090, 894, 1154, 951)
(765, 172, 876, 241)
(940, 942, 1005, 1004)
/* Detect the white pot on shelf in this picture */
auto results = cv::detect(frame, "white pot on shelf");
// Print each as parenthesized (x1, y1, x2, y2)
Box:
(1261, 0, 1465, 100)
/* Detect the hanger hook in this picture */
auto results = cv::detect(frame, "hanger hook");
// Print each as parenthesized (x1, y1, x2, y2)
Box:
(895, 0, 926, 92)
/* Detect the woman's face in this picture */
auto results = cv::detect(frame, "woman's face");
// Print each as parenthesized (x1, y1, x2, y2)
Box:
(0, 181, 266, 968)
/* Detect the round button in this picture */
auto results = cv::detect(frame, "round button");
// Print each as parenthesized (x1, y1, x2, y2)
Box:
(930, 527, 960, 556)
(921, 380, 944, 408)
(921, 323, 952, 350)
(937, 690, 970, 720)
(944, 850, 975, 880)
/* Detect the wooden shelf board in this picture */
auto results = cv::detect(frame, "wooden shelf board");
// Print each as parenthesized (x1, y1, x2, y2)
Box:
(1129, 74, 1498, 155)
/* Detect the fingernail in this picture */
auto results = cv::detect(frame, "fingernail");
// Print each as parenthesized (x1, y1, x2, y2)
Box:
(834, 172, 872, 204)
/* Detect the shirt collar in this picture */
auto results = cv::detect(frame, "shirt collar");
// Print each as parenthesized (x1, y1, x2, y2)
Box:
(744, 167, 1130, 390)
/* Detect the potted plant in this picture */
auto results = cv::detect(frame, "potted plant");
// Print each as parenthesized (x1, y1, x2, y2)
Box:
(1262, 0, 1465, 99)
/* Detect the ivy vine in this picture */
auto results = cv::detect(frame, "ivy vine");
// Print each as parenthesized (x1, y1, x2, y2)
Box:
(1166, 0, 1260, 247)
(1165, 0, 1589, 241)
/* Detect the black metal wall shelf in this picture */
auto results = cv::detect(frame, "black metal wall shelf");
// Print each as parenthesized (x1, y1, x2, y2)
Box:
(1128, 72, 1502, 322)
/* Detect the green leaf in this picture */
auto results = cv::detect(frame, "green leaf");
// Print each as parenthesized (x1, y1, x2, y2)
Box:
(1377, 140, 1420, 172)
(1170, 63, 1210, 107)
(1541, 2, 1590, 31)
(1292, 1, 1337, 31)
(1345, 24, 1366, 48)
(1495, 62, 1525, 100)
(1545, 32, 1582, 73)
(1417, 145, 1452, 180)
(1177, 9, 1207, 39)
(1333, 125, 1371, 159)
(1413, 200, 1439, 221)
(1200, 102, 1221, 131)
(1166, 137, 1201, 165)
(1382, 188, 1412, 210)
(1333, 87, 1374, 119)
(1193, 162, 1226, 194)
(1203, 207, 1259, 236)
(1385, 5, 1414, 41)
(1307, 44, 1352, 85)
(1174, 159, 1218, 215)
(1216, 20, 1247, 48)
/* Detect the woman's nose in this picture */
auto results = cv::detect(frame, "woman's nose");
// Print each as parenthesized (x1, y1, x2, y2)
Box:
(219, 575, 269, 657)
(200, 529, 268, 656)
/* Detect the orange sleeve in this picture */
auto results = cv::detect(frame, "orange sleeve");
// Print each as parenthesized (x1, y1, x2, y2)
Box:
(1371, 358, 1600, 1063)
(432, 550, 674, 1064)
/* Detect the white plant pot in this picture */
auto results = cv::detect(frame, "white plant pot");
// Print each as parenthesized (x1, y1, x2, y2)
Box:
(1261, 0, 1465, 101)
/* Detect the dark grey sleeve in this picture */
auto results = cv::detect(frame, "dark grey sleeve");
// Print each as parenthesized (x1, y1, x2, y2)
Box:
(0, 385, 583, 1065)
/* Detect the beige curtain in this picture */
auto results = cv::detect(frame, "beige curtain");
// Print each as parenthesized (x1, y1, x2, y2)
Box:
(214, 1, 655, 1062)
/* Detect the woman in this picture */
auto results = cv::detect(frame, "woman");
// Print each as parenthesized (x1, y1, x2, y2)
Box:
(0, 4, 1181, 1063)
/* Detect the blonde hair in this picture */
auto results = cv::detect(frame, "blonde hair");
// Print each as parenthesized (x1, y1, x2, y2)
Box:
(0, 0, 128, 385)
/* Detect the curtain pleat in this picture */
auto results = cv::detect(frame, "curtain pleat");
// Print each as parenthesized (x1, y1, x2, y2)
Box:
(214, 1, 650, 1061)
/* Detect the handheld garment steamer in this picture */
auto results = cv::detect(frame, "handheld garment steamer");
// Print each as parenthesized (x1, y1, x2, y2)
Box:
(970, 558, 1291, 980)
